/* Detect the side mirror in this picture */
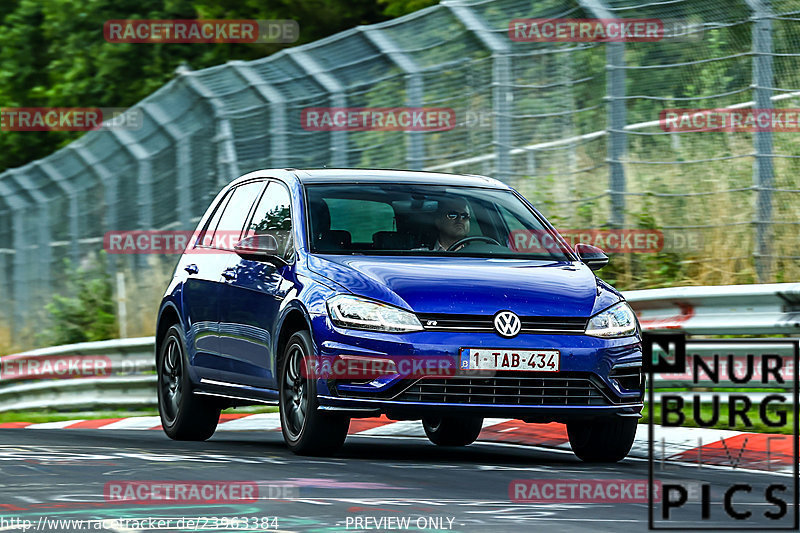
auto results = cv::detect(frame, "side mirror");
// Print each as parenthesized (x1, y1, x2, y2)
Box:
(234, 234, 285, 265)
(575, 243, 608, 271)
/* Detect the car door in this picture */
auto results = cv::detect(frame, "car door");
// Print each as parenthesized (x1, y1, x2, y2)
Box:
(190, 179, 266, 384)
(217, 180, 295, 389)
(179, 189, 232, 376)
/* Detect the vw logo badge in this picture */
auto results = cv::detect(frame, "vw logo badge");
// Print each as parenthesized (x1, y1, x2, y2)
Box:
(494, 311, 521, 338)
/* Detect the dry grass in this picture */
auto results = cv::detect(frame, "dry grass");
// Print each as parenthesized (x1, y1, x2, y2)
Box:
(0, 322, 12, 356)
(517, 125, 800, 291)
(115, 257, 175, 339)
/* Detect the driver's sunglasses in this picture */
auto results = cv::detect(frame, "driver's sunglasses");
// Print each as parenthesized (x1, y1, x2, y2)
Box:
(445, 211, 470, 221)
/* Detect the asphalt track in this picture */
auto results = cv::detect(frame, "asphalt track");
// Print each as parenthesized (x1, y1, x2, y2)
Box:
(0, 428, 796, 533)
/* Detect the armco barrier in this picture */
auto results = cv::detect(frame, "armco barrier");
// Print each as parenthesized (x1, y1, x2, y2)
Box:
(0, 337, 156, 412)
(626, 282, 800, 335)
(0, 283, 797, 412)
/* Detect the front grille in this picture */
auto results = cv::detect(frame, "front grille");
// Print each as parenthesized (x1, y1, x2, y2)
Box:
(416, 313, 587, 334)
(396, 372, 611, 406)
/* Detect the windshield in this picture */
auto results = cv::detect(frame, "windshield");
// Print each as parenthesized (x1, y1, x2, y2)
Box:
(304, 183, 573, 260)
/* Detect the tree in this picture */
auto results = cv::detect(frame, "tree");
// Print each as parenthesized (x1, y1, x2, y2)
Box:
(0, 0, 425, 173)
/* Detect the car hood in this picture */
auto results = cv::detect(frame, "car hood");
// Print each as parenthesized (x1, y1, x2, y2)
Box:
(307, 255, 616, 317)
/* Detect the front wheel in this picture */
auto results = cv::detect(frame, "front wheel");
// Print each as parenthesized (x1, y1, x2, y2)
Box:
(567, 417, 638, 462)
(422, 416, 483, 446)
(157, 325, 220, 441)
(279, 330, 350, 455)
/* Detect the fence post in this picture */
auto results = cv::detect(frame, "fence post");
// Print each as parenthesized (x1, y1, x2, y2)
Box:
(578, 0, 626, 228)
(360, 27, 425, 170)
(446, 3, 512, 182)
(36, 161, 81, 266)
(286, 49, 348, 168)
(71, 143, 118, 272)
(0, 177, 30, 339)
(606, 43, 627, 228)
(116, 271, 127, 339)
(746, 0, 775, 282)
(0, 209, 10, 331)
(5, 169, 51, 303)
(108, 125, 152, 271)
(141, 103, 193, 230)
(229, 61, 289, 168)
(178, 71, 241, 187)
(109, 128, 152, 232)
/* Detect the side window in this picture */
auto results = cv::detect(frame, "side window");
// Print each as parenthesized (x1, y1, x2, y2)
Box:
(199, 191, 232, 246)
(248, 182, 293, 260)
(497, 203, 526, 233)
(207, 181, 265, 249)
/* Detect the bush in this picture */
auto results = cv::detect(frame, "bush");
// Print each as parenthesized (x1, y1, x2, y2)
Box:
(39, 253, 117, 346)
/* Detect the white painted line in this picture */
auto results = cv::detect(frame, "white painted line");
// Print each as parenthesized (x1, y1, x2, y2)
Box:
(357, 420, 426, 437)
(99, 416, 162, 430)
(482, 417, 513, 429)
(217, 412, 282, 431)
(26, 420, 86, 429)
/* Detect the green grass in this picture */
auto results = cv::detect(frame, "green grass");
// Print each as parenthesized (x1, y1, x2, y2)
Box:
(0, 405, 279, 424)
(641, 400, 795, 435)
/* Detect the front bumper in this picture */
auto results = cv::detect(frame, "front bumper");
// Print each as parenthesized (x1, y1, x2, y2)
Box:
(310, 313, 644, 421)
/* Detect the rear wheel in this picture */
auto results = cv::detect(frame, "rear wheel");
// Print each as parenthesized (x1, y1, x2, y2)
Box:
(567, 417, 637, 462)
(279, 330, 350, 455)
(157, 325, 220, 441)
(422, 416, 483, 446)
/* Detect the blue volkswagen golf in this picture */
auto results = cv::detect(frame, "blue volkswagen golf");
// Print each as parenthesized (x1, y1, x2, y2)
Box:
(156, 169, 643, 461)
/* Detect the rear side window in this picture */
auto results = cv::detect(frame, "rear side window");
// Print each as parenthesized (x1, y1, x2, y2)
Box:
(199, 191, 231, 246)
(248, 182, 294, 261)
(205, 181, 265, 249)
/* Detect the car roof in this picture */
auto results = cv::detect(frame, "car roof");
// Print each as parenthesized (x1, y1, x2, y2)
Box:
(295, 169, 507, 188)
(231, 168, 509, 189)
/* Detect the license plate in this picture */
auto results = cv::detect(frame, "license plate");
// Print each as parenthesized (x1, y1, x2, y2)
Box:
(460, 348, 560, 372)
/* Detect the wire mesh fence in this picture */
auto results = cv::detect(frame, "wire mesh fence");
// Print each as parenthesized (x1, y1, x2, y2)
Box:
(0, 0, 799, 345)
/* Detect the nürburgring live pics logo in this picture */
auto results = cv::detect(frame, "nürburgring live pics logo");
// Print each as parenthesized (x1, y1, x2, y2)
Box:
(644, 333, 799, 530)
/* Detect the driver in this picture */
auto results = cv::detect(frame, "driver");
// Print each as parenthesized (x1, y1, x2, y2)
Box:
(431, 198, 471, 251)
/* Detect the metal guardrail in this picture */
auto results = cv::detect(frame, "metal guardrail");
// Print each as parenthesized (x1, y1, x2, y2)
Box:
(0, 284, 797, 412)
(0, 337, 156, 412)
(626, 283, 800, 335)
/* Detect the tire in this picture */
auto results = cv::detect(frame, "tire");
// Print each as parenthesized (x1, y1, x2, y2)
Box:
(567, 417, 638, 462)
(422, 416, 483, 446)
(157, 324, 220, 441)
(279, 330, 350, 455)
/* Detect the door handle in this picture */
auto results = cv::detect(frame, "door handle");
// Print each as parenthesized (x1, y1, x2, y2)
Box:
(222, 268, 237, 281)
(184, 264, 199, 275)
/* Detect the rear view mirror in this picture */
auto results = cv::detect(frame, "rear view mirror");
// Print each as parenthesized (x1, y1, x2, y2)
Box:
(234, 234, 285, 265)
(575, 243, 609, 271)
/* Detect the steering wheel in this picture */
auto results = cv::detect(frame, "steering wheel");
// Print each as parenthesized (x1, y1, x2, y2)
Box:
(447, 236, 502, 251)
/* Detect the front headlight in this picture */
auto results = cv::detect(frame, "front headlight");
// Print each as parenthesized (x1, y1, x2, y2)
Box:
(585, 301, 637, 338)
(327, 294, 423, 333)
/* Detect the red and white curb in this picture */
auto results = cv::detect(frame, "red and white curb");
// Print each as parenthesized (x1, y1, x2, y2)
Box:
(1, 415, 793, 474)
